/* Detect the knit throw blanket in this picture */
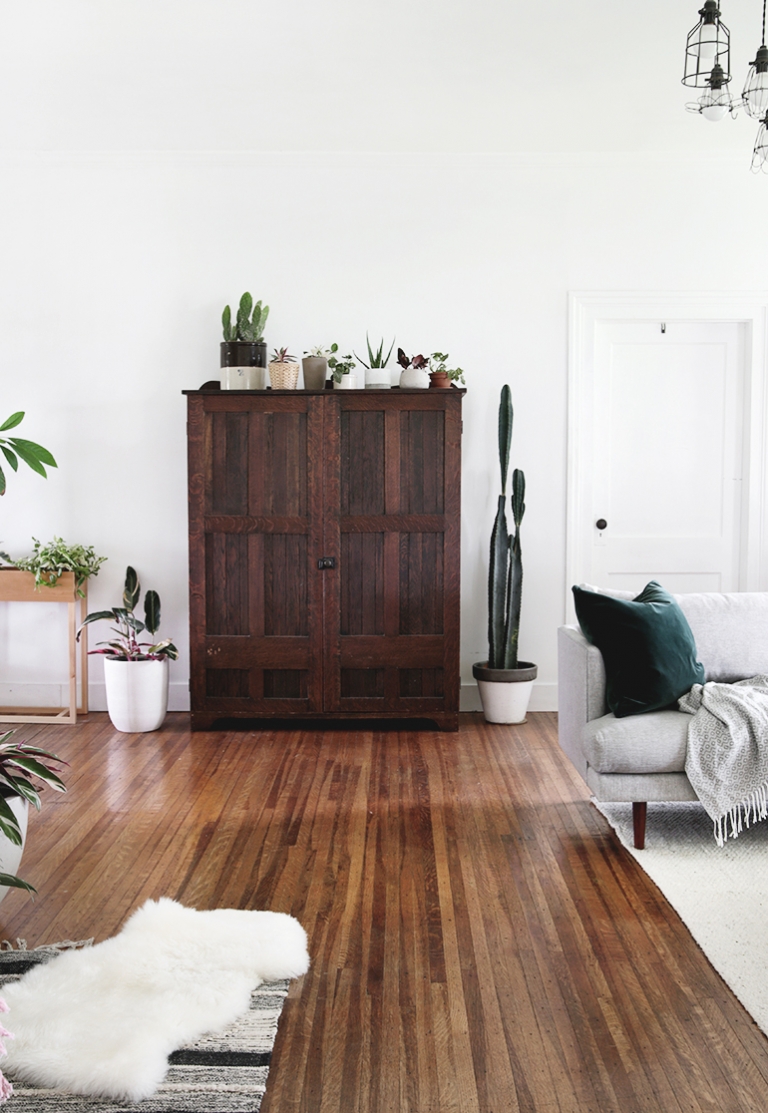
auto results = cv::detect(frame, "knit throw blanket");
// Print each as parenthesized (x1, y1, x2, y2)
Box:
(679, 676, 768, 846)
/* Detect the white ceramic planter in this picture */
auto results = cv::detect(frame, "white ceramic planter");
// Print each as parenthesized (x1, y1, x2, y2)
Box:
(220, 365, 267, 390)
(399, 367, 430, 389)
(0, 795, 28, 905)
(334, 373, 358, 389)
(365, 367, 392, 389)
(103, 657, 169, 733)
(472, 661, 538, 724)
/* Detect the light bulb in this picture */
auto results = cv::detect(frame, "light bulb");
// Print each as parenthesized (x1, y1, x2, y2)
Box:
(698, 22, 719, 60)
(702, 104, 728, 120)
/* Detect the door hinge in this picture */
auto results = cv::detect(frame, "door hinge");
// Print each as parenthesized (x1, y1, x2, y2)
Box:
(317, 557, 336, 570)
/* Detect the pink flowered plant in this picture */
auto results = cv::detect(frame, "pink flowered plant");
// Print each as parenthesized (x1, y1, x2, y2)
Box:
(0, 997, 13, 1103)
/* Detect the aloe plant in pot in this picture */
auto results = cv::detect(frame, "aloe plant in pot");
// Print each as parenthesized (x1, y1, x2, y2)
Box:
(472, 385, 537, 723)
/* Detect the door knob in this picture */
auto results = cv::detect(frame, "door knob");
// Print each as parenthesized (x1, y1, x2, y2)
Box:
(595, 518, 608, 530)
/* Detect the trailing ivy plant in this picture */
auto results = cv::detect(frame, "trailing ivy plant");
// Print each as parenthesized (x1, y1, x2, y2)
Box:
(12, 537, 107, 597)
(0, 412, 57, 497)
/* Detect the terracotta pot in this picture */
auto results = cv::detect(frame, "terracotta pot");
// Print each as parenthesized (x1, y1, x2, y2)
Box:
(429, 371, 451, 389)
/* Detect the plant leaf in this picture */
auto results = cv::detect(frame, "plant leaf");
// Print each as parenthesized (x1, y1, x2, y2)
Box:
(10, 439, 56, 468)
(8, 441, 47, 477)
(498, 385, 513, 496)
(0, 465, 5, 496)
(0, 872, 36, 894)
(144, 590, 160, 635)
(123, 566, 140, 612)
(0, 796, 23, 846)
(1, 447, 18, 472)
(0, 412, 24, 432)
(488, 495, 510, 670)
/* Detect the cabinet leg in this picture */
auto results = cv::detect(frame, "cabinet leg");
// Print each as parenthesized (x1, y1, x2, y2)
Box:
(632, 802, 647, 850)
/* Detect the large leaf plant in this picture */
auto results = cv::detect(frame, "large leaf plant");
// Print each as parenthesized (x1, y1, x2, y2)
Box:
(0, 732, 67, 894)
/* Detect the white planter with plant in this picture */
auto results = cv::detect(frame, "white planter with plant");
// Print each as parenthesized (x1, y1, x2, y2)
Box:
(220, 292, 269, 390)
(356, 335, 395, 388)
(78, 567, 178, 734)
(396, 348, 430, 389)
(0, 730, 66, 902)
(329, 349, 358, 389)
(472, 386, 537, 723)
(268, 347, 300, 390)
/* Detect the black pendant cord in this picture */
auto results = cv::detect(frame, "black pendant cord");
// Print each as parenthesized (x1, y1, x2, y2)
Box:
(763, 0, 767, 47)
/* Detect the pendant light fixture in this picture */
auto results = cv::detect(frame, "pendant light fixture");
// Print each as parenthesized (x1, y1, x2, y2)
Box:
(743, 0, 768, 118)
(686, 63, 738, 119)
(751, 111, 768, 170)
(683, 1, 731, 86)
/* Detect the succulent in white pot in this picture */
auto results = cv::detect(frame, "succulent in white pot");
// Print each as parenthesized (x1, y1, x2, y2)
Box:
(78, 567, 178, 734)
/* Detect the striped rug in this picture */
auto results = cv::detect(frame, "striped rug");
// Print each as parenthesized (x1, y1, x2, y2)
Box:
(0, 946, 289, 1111)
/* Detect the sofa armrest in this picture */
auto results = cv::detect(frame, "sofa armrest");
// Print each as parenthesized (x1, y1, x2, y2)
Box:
(557, 625, 608, 782)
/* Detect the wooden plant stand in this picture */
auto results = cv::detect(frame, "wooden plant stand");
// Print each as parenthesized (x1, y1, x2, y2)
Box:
(0, 569, 89, 724)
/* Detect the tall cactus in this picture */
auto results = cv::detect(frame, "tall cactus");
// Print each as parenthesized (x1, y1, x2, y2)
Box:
(222, 292, 269, 342)
(488, 386, 526, 670)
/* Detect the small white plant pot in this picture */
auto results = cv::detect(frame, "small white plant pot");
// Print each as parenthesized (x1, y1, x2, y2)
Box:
(399, 367, 430, 389)
(334, 373, 358, 389)
(103, 657, 169, 733)
(365, 367, 392, 389)
(0, 796, 28, 906)
(472, 661, 538, 724)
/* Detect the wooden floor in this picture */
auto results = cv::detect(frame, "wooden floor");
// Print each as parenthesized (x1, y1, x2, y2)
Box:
(0, 711, 765, 1112)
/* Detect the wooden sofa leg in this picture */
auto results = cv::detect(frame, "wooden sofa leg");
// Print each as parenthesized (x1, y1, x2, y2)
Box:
(632, 802, 647, 849)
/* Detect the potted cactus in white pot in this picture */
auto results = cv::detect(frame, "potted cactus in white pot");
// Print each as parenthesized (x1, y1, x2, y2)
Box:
(472, 385, 537, 723)
(77, 567, 178, 733)
(220, 292, 270, 390)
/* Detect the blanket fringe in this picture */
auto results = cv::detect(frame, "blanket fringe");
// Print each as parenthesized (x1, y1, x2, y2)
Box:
(714, 782, 768, 847)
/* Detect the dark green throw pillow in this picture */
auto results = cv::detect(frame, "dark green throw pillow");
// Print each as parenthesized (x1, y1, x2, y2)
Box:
(572, 581, 705, 718)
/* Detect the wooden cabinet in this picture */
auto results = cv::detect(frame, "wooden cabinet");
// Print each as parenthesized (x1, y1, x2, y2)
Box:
(185, 388, 464, 730)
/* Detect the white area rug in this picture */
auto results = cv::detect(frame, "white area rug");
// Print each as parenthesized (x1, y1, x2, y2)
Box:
(0, 899, 310, 1103)
(596, 800, 768, 1033)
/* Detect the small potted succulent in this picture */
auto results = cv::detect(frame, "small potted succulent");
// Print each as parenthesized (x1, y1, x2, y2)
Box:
(78, 567, 178, 734)
(355, 335, 395, 389)
(268, 347, 300, 389)
(302, 345, 333, 390)
(396, 348, 430, 389)
(427, 352, 465, 389)
(220, 292, 270, 390)
(472, 385, 537, 723)
(329, 348, 358, 389)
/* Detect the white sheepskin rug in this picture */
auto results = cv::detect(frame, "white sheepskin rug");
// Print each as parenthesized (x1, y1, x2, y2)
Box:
(0, 898, 309, 1102)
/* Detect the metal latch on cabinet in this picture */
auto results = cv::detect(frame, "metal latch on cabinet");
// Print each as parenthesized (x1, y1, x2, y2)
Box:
(317, 557, 336, 570)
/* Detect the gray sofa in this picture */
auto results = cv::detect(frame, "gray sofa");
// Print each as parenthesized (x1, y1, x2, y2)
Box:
(557, 590, 768, 847)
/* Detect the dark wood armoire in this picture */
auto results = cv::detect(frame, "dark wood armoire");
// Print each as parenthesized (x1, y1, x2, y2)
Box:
(184, 387, 464, 730)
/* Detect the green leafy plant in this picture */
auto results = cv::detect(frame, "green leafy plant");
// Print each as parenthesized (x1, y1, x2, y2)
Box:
(0, 412, 57, 497)
(77, 566, 178, 661)
(270, 347, 297, 363)
(222, 293, 269, 343)
(355, 334, 395, 369)
(488, 385, 526, 670)
(328, 345, 356, 383)
(0, 730, 67, 894)
(428, 352, 465, 384)
(304, 345, 333, 358)
(12, 537, 106, 597)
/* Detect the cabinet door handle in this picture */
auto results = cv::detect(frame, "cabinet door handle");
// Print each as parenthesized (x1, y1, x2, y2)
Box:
(317, 557, 336, 570)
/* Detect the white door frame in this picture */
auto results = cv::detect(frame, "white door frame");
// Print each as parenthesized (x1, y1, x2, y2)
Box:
(567, 291, 768, 619)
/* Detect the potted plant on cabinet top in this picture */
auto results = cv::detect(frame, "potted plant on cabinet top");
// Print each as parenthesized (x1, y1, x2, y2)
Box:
(220, 292, 270, 390)
(268, 347, 300, 390)
(428, 352, 465, 389)
(77, 566, 178, 734)
(396, 348, 430, 389)
(0, 730, 66, 901)
(472, 385, 537, 723)
(302, 345, 333, 390)
(329, 349, 358, 389)
(355, 335, 395, 389)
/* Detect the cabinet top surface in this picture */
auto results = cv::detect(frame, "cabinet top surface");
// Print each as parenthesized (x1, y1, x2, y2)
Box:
(182, 386, 466, 396)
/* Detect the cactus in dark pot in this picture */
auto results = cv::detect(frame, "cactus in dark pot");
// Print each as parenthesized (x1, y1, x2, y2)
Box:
(488, 385, 526, 670)
(222, 292, 269, 343)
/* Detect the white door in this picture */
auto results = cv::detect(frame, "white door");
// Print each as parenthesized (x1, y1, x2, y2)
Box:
(586, 319, 746, 595)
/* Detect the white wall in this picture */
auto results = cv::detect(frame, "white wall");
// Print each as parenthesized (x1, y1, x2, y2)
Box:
(1, 3, 767, 713)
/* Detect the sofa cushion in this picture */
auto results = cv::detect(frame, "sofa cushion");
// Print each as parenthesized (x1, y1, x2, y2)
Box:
(583, 710, 689, 774)
(573, 582, 705, 717)
(676, 592, 768, 682)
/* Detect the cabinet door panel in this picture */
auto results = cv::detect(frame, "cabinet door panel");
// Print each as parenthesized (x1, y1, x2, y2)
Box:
(189, 395, 324, 717)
